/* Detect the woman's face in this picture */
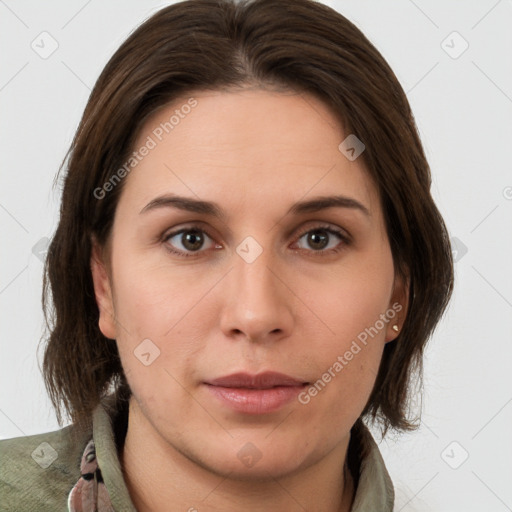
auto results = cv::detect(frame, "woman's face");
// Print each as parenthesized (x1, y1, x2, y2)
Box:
(92, 89, 406, 478)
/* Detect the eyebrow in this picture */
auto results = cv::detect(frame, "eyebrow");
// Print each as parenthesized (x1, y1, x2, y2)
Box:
(140, 194, 370, 218)
(288, 195, 370, 217)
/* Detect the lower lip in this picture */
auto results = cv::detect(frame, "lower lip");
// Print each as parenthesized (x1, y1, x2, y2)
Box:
(205, 384, 306, 414)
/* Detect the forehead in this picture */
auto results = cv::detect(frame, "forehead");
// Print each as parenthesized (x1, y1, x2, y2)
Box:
(120, 89, 379, 219)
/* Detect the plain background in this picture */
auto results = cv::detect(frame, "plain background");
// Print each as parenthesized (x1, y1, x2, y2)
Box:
(1, 1, 511, 510)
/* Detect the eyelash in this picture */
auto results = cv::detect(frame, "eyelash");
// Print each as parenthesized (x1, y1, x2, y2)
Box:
(162, 223, 351, 259)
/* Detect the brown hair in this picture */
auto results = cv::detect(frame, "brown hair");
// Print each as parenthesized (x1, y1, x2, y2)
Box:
(42, 0, 453, 432)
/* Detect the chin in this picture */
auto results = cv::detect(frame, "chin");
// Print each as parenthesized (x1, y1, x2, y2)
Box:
(207, 453, 307, 482)
(177, 432, 318, 481)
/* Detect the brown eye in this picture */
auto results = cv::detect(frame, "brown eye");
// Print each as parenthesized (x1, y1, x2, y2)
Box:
(180, 230, 205, 251)
(164, 228, 217, 256)
(295, 226, 347, 253)
(305, 229, 330, 250)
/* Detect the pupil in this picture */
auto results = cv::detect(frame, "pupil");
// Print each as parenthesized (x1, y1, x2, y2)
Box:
(308, 230, 328, 250)
(183, 230, 203, 251)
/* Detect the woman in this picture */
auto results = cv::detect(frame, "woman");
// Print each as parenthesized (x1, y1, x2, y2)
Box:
(0, 0, 453, 510)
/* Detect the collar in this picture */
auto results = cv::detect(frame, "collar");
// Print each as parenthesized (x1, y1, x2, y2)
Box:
(68, 394, 393, 511)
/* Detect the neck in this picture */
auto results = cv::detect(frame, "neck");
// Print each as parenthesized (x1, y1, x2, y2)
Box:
(120, 398, 355, 512)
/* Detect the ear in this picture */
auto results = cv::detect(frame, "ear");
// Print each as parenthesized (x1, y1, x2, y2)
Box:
(385, 272, 409, 343)
(90, 240, 117, 340)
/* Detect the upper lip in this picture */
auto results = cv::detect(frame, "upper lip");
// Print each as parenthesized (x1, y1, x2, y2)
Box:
(205, 371, 308, 389)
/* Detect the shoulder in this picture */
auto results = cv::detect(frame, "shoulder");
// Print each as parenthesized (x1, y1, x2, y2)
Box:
(349, 420, 395, 512)
(0, 423, 91, 511)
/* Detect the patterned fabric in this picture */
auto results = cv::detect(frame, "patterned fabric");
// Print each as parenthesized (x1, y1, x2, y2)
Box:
(0, 393, 394, 510)
(67, 439, 114, 511)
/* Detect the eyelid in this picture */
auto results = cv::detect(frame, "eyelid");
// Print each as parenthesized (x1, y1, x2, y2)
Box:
(293, 222, 351, 243)
(162, 220, 217, 241)
(162, 225, 218, 249)
(162, 221, 351, 257)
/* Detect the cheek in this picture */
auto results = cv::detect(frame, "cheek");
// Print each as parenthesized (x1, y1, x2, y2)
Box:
(109, 255, 217, 391)
(110, 250, 217, 335)
(110, 224, 394, 402)
(298, 306, 387, 429)
(306, 253, 394, 349)
(297, 253, 393, 415)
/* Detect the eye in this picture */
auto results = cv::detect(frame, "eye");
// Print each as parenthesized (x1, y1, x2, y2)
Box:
(163, 227, 219, 257)
(293, 225, 349, 255)
(162, 223, 350, 259)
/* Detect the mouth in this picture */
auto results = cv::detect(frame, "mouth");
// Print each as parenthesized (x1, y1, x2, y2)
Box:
(203, 372, 309, 414)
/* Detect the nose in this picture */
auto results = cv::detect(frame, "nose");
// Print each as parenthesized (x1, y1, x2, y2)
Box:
(219, 250, 294, 344)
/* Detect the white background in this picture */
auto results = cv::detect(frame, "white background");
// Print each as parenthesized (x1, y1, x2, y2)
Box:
(1, 1, 511, 511)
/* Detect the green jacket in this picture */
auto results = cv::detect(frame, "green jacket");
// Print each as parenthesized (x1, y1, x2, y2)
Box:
(0, 394, 394, 511)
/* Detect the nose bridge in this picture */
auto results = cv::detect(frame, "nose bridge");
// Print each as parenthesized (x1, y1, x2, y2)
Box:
(221, 244, 292, 340)
(234, 249, 275, 301)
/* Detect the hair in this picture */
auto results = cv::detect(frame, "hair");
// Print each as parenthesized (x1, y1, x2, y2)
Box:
(41, 0, 453, 432)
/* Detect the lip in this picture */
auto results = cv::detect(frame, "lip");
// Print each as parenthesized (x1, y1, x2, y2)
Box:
(204, 372, 309, 415)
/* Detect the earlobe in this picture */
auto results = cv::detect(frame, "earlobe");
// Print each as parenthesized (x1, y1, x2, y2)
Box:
(90, 241, 117, 340)
(385, 273, 410, 343)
